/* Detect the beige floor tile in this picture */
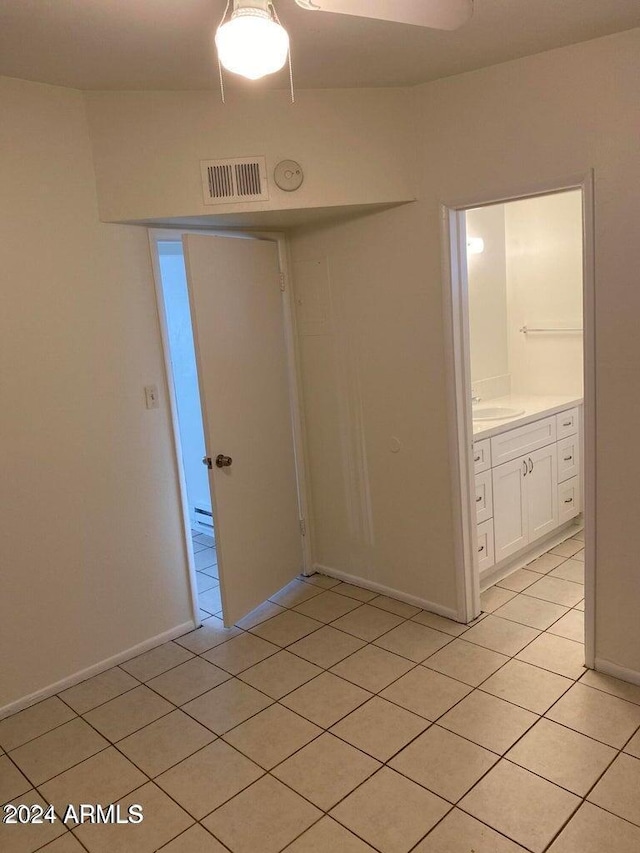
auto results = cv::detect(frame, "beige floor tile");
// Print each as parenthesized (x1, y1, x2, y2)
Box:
(73, 781, 193, 853)
(194, 548, 217, 570)
(159, 824, 229, 852)
(390, 725, 498, 802)
(546, 683, 640, 747)
(280, 672, 371, 728)
(199, 586, 222, 615)
(331, 605, 404, 642)
(147, 658, 230, 705)
(547, 801, 640, 853)
(551, 539, 584, 558)
(287, 625, 366, 669)
(330, 696, 429, 761)
(480, 586, 517, 613)
(120, 642, 194, 682)
(0, 754, 31, 803)
(550, 559, 585, 584)
(494, 594, 570, 630)
(294, 591, 362, 622)
(332, 583, 378, 602)
(182, 679, 272, 735)
(573, 599, 585, 611)
(330, 767, 450, 853)
(199, 566, 220, 580)
(39, 747, 146, 816)
(156, 740, 263, 819)
(283, 816, 378, 852)
(369, 595, 421, 618)
(84, 685, 173, 741)
(410, 611, 468, 637)
(374, 621, 452, 662)
(588, 753, 640, 826)
(273, 732, 380, 810)
(624, 729, 640, 758)
(203, 775, 321, 853)
(223, 704, 321, 769)
(480, 659, 572, 714)
(269, 579, 323, 609)
(571, 529, 585, 542)
(462, 614, 539, 656)
(0, 697, 76, 751)
(525, 553, 567, 575)
(203, 632, 280, 675)
(0, 789, 66, 852)
(573, 548, 585, 561)
(580, 669, 640, 705)
(174, 617, 241, 654)
(424, 639, 508, 686)
(548, 609, 584, 642)
(59, 668, 138, 714)
(507, 718, 616, 795)
(300, 572, 341, 589)
(39, 834, 87, 852)
(439, 691, 537, 754)
(249, 610, 323, 646)
(330, 645, 414, 692)
(117, 709, 215, 777)
(516, 633, 585, 679)
(522, 576, 584, 607)
(234, 600, 285, 630)
(460, 760, 580, 853)
(237, 650, 322, 699)
(9, 718, 108, 785)
(195, 573, 219, 594)
(497, 568, 540, 593)
(414, 808, 529, 852)
(380, 666, 471, 720)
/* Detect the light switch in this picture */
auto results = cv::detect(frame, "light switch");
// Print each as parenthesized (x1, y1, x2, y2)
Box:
(145, 384, 159, 409)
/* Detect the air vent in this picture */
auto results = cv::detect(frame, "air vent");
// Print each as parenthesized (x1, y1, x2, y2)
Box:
(201, 157, 269, 205)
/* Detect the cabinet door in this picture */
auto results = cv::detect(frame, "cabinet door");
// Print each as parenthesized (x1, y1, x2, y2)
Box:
(476, 519, 495, 573)
(475, 470, 493, 524)
(492, 457, 528, 563)
(527, 444, 559, 544)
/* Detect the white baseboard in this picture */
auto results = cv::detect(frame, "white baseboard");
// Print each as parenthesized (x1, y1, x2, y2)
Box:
(0, 620, 196, 721)
(593, 658, 640, 688)
(313, 564, 460, 622)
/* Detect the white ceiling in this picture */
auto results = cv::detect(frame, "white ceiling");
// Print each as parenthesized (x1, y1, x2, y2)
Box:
(1, 0, 638, 91)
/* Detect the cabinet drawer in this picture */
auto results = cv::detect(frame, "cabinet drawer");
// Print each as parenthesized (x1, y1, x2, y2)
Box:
(556, 408, 579, 439)
(476, 518, 495, 573)
(475, 470, 493, 524)
(473, 439, 491, 474)
(558, 436, 580, 483)
(558, 476, 581, 523)
(491, 416, 556, 466)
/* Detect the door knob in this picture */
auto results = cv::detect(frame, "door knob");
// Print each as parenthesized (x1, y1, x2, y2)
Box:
(215, 454, 233, 468)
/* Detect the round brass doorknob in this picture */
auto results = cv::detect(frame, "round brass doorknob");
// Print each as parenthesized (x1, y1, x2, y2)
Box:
(215, 454, 233, 468)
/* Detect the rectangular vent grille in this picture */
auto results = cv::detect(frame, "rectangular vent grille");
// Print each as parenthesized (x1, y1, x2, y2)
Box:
(201, 157, 269, 205)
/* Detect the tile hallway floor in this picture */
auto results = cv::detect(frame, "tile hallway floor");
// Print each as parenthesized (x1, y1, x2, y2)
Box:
(3, 529, 640, 852)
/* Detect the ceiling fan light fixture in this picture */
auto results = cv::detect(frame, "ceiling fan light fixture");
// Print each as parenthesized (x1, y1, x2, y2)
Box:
(215, 2, 289, 81)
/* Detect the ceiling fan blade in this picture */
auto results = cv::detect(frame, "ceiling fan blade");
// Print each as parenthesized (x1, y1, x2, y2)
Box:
(294, 0, 473, 31)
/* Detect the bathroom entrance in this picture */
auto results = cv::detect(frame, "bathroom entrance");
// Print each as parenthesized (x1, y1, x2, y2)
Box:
(444, 178, 594, 665)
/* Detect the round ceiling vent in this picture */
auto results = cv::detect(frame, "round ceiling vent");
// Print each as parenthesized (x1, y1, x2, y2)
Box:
(274, 160, 304, 192)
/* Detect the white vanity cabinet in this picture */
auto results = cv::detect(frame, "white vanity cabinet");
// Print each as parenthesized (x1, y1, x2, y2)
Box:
(473, 405, 581, 578)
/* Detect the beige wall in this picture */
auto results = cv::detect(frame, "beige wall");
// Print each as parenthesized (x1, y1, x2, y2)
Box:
(0, 77, 192, 711)
(84, 88, 416, 222)
(414, 28, 640, 671)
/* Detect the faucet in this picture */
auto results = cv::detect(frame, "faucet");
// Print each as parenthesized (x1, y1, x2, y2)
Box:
(471, 390, 482, 404)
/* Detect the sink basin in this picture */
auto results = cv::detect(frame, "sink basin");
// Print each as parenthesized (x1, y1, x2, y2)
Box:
(473, 406, 525, 421)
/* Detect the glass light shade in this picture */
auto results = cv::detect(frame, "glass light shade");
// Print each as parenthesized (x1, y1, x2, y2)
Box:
(215, 10, 289, 80)
(467, 237, 485, 255)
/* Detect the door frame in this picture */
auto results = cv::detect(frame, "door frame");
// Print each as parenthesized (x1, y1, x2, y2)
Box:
(441, 172, 596, 668)
(148, 227, 313, 628)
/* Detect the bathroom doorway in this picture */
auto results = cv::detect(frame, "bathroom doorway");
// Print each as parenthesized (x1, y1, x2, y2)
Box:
(443, 176, 595, 666)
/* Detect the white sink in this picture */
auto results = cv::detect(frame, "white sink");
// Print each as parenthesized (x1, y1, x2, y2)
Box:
(473, 406, 525, 421)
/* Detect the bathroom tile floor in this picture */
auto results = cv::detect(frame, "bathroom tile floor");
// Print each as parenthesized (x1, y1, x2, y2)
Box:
(3, 528, 640, 852)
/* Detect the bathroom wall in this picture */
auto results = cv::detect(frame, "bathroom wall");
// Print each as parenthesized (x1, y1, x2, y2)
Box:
(505, 190, 584, 397)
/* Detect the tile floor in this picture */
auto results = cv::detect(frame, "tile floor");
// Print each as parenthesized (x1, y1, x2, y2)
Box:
(3, 529, 640, 852)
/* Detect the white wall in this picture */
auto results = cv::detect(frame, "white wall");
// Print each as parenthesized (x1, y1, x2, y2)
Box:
(505, 191, 584, 396)
(0, 77, 192, 712)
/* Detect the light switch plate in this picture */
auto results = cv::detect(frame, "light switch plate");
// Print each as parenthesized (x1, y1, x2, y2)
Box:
(144, 384, 159, 409)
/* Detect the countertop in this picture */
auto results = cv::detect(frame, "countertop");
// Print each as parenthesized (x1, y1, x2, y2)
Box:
(472, 394, 583, 440)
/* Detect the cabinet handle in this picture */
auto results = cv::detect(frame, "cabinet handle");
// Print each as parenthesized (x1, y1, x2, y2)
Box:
(562, 420, 572, 427)
(522, 460, 528, 477)
(564, 455, 573, 462)
(476, 496, 482, 503)
(528, 457, 533, 474)
(474, 455, 481, 463)
(564, 497, 573, 503)
(478, 545, 485, 553)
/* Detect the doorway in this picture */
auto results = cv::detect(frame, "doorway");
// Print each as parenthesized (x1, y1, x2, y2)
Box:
(444, 176, 595, 666)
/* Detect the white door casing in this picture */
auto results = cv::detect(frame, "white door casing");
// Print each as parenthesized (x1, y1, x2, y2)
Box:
(183, 233, 304, 626)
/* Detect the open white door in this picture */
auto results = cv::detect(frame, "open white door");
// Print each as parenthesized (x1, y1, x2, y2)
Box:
(183, 234, 303, 626)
